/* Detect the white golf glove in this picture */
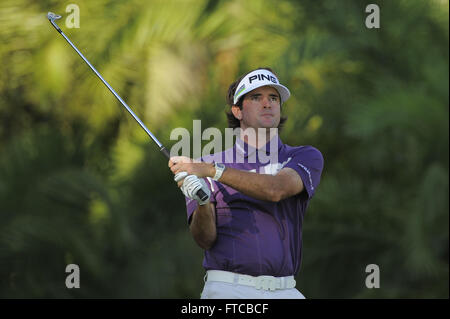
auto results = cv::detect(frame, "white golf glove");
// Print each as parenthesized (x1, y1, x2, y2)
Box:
(174, 172, 211, 205)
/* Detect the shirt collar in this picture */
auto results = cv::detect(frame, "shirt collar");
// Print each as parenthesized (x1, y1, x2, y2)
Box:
(234, 134, 283, 159)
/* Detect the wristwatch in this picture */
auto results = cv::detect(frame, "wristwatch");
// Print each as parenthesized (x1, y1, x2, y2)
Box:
(213, 163, 226, 181)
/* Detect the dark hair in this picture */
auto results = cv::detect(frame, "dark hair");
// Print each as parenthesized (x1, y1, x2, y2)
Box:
(225, 67, 287, 130)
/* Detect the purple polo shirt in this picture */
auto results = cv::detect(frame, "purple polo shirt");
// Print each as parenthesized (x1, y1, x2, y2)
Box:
(185, 135, 324, 277)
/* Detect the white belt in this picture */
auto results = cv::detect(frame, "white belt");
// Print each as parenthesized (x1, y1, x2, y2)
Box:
(205, 270, 296, 291)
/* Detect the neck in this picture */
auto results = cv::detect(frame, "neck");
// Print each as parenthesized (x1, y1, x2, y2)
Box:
(240, 127, 278, 149)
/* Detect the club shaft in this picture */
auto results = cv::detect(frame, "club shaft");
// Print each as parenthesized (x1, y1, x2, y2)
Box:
(58, 29, 165, 152)
(49, 17, 208, 201)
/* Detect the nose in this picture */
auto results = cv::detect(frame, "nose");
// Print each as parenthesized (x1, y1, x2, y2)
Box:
(262, 96, 271, 108)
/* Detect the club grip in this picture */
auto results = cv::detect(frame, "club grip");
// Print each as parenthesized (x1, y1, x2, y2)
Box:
(196, 189, 209, 202)
(162, 146, 209, 202)
(160, 146, 170, 159)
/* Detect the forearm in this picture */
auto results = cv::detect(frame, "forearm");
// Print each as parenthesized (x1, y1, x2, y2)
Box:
(189, 202, 217, 250)
(169, 157, 292, 203)
(219, 167, 280, 202)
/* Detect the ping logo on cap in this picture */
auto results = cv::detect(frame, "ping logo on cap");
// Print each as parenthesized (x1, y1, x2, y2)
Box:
(248, 74, 278, 84)
(233, 69, 291, 105)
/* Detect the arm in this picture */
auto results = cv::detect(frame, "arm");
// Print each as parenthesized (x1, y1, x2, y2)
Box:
(169, 157, 304, 202)
(219, 166, 304, 202)
(189, 202, 217, 250)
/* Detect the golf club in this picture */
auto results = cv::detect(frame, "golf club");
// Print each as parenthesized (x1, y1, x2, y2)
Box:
(47, 12, 208, 201)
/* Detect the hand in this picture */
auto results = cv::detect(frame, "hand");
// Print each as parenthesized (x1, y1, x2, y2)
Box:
(169, 156, 215, 186)
(174, 172, 211, 205)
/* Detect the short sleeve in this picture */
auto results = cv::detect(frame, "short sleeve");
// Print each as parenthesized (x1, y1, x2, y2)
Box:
(284, 146, 324, 199)
(185, 177, 217, 224)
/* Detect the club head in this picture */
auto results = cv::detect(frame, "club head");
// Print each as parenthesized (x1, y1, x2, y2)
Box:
(47, 12, 62, 21)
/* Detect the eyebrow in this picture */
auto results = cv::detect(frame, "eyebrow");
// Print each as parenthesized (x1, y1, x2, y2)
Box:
(248, 93, 279, 98)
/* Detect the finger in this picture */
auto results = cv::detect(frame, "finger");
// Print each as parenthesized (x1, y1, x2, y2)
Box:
(172, 163, 189, 175)
(173, 156, 193, 164)
(170, 156, 182, 164)
(168, 157, 177, 167)
(174, 171, 188, 182)
(169, 156, 184, 167)
(170, 161, 183, 172)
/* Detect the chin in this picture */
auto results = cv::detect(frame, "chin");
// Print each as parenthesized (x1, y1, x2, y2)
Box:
(259, 124, 277, 130)
(260, 120, 278, 129)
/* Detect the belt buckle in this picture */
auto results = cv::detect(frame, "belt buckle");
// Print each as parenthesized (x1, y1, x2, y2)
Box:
(255, 275, 276, 291)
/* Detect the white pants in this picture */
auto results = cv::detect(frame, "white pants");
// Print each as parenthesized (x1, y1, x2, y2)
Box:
(200, 281, 306, 299)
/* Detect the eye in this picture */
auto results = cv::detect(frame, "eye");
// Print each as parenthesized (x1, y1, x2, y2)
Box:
(270, 96, 279, 102)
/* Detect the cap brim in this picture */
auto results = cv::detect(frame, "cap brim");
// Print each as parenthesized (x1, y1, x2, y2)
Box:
(267, 84, 290, 104)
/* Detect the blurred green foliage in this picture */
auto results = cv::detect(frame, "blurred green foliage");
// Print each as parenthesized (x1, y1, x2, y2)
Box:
(0, 0, 448, 298)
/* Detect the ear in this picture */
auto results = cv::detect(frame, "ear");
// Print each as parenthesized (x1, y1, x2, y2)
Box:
(231, 105, 242, 120)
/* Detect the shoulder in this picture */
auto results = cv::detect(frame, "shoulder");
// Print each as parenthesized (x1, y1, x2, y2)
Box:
(284, 144, 323, 162)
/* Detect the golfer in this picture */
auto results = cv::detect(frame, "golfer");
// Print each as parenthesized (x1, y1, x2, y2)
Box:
(169, 68, 324, 299)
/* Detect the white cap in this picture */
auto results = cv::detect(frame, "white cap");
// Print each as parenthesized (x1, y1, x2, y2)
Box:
(233, 69, 290, 105)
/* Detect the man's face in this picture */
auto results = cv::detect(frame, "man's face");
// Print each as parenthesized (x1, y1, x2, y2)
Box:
(232, 86, 281, 130)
